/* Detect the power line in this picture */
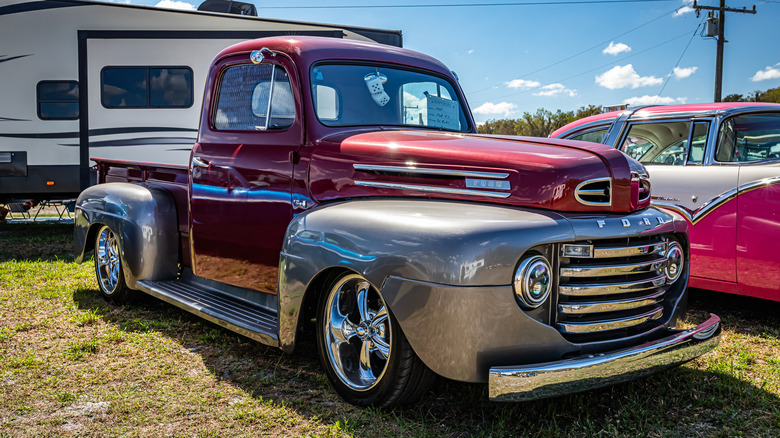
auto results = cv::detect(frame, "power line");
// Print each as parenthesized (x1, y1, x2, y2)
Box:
(655, 19, 703, 101)
(259, 0, 677, 9)
(466, 5, 680, 96)
(470, 28, 694, 106)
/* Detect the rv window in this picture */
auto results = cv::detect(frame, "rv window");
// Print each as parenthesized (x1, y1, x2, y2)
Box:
(214, 63, 295, 131)
(37, 81, 79, 120)
(102, 67, 193, 109)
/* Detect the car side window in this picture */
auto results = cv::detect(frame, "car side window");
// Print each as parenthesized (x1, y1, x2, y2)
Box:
(620, 121, 691, 165)
(568, 127, 608, 144)
(214, 63, 295, 131)
(686, 121, 709, 165)
(715, 113, 780, 162)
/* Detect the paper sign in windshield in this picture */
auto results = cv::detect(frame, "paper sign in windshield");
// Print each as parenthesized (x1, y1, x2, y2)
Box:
(426, 95, 459, 130)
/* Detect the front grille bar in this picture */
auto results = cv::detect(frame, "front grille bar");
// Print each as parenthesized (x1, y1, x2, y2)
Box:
(592, 240, 667, 258)
(560, 274, 667, 297)
(560, 255, 667, 278)
(558, 289, 665, 315)
(557, 306, 663, 334)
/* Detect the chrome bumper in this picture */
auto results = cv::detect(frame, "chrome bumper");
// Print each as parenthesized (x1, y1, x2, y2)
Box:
(488, 314, 721, 402)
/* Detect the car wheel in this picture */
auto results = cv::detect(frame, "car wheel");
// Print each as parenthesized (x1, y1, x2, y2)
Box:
(94, 225, 132, 303)
(316, 272, 434, 407)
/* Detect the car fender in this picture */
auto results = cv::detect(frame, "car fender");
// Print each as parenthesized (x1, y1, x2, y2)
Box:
(74, 182, 179, 289)
(277, 198, 575, 358)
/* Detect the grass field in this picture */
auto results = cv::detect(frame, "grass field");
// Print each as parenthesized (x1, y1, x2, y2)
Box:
(1, 222, 779, 437)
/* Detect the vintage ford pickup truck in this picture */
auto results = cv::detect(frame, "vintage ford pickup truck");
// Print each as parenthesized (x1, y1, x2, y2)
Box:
(74, 36, 720, 407)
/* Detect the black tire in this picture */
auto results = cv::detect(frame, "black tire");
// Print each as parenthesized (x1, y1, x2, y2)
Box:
(94, 225, 133, 304)
(315, 272, 435, 407)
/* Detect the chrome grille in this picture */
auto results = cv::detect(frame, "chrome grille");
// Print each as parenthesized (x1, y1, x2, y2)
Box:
(557, 237, 670, 342)
(575, 177, 611, 206)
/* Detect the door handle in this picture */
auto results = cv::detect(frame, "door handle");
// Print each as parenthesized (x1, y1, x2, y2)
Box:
(192, 156, 210, 168)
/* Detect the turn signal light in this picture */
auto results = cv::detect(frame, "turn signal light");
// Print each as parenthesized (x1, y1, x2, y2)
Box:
(46, 181, 55, 186)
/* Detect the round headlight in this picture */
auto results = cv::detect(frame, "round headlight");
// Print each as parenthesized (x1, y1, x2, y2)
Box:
(514, 255, 553, 308)
(665, 241, 684, 284)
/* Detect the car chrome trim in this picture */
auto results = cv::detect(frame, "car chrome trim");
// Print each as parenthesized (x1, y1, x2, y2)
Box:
(574, 177, 612, 206)
(557, 306, 663, 333)
(558, 289, 665, 315)
(560, 255, 667, 277)
(559, 274, 667, 296)
(354, 180, 512, 198)
(488, 314, 721, 402)
(653, 175, 780, 225)
(353, 164, 509, 179)
(587, 240, 667, 259)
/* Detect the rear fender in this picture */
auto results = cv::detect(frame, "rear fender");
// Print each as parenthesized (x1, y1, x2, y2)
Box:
(74, 183, 179, 288)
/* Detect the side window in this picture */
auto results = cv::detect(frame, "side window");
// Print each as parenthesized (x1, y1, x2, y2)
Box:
(686, 121, 709, 165)
(102, 67, 193, 108)
(715, 113, 780, 162)
(620, 121, 691, 165)
(568, 128, 608, 144)
(37, 81, 79, 120)
(214, 64, 295, 131)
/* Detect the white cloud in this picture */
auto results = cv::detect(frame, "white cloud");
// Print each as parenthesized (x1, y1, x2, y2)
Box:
(468, 49, 475, 55)
(505, 79, 540, 89)
(155, 0, 195, 10)
(595, 65, 663, 89)
(674, 6, 694, 16)
(603, 42, 631, 56)
(472, 102, 517, 117)
(533, 83, 577, 97)
(623, 95, 688, 106)
(751, 63, 780, 82)
(673, 66, 698, 79)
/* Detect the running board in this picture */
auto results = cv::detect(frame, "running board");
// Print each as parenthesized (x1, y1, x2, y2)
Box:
(135, 278, 280, 347)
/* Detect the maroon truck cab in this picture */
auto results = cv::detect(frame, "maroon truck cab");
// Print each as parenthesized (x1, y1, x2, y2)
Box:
(75, 37, 719, 407)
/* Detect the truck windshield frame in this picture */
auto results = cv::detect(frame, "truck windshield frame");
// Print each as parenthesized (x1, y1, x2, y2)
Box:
(310, 62, 470, 133)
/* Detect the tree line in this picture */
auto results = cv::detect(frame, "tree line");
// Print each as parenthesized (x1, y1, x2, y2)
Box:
(477, 86, 780, 137)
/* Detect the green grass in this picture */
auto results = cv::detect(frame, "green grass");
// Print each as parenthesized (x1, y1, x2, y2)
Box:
(1, 222, 779, 437)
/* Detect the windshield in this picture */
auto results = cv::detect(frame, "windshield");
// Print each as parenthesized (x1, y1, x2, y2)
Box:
(311, 63, 470, 132)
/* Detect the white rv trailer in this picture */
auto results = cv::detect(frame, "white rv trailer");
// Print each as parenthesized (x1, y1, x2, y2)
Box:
(0, 0, 402, 202)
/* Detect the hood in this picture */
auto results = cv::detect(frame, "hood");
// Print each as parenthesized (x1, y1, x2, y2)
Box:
(308, 130, 650, 213)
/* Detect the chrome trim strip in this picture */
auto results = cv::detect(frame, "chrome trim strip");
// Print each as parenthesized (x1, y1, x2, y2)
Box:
(653, 175, 780, 225)
(557, 306, 663, 333)
(354, 180, 512, 198)
(559, 274, 667, 296)
(488, 314, 721, 402)
(560, 256, 667, 277)
(558, 290, 665, 315)
(591, 241, 667, 259)
(574, 177, 612, 207)
(353, 164, 510, 179)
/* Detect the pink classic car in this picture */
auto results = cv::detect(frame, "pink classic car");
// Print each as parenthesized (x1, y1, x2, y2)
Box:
(551, 103, 780, 301)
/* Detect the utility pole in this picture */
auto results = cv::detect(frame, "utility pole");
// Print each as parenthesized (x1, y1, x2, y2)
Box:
(693, 0, 756, 102)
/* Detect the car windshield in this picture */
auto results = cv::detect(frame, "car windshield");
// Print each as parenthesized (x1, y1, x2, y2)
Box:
(311, 63, 470, 132)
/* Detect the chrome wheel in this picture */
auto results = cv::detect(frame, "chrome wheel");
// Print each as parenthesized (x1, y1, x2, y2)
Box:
(96, 226, 121, 295)
(323, 274, 391, 391)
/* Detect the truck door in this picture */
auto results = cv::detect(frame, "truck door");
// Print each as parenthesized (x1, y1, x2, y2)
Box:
(189, 53, 303, 293)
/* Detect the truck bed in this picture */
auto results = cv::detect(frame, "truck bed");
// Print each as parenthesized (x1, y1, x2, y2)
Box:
(95, 158, 191, 265)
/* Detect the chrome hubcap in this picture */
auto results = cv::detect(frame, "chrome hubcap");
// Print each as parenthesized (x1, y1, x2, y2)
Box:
(324, 275, 391, 391)
(96, 228, 120, 294)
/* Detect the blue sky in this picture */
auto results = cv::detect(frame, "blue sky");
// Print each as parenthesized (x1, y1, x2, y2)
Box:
(120, 0, 779, 124)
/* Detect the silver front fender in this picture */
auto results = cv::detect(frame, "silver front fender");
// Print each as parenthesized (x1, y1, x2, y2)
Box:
(74, 183, 179, 289)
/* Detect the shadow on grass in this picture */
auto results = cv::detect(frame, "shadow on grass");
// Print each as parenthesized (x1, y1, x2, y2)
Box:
(0, 222, 75, 262)
(72, 285, 780, 437)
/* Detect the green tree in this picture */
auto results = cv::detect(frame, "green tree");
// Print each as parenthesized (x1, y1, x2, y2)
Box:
(723, 93, 745, 102)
